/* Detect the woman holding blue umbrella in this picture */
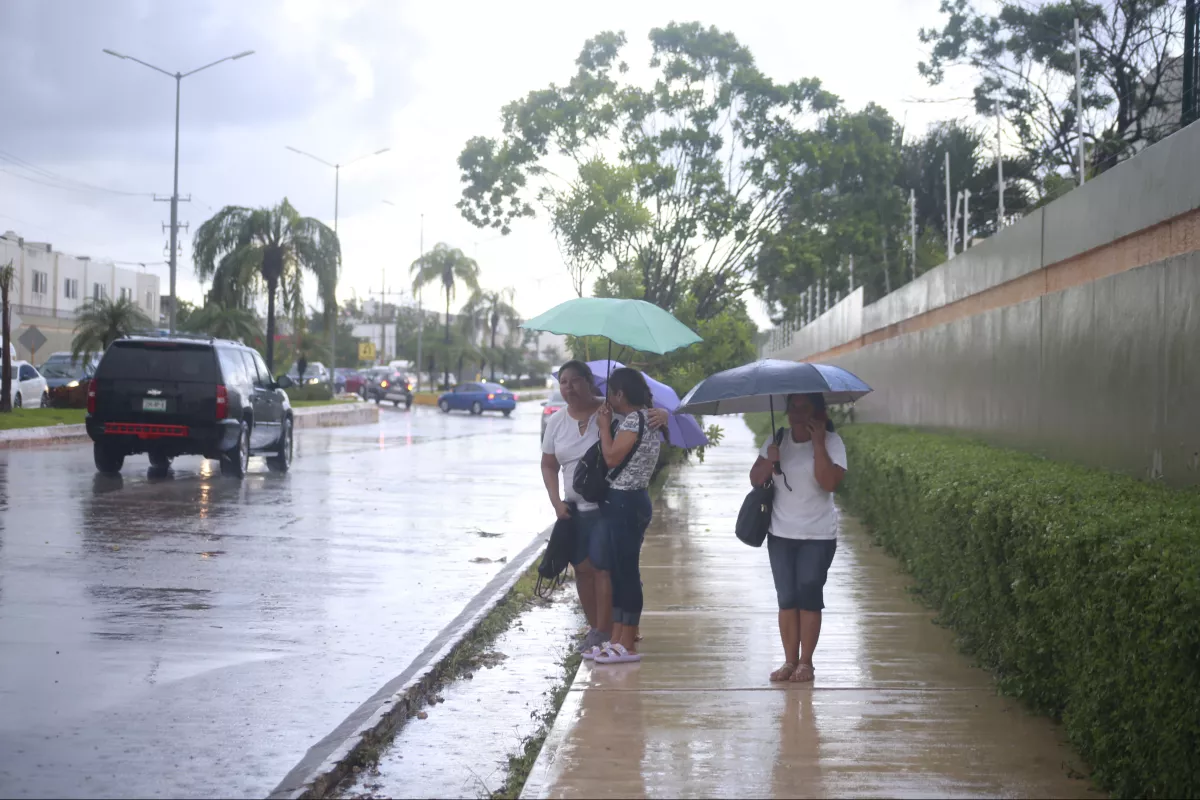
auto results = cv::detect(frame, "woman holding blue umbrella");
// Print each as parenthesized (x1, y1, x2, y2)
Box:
(680, 360, 871, 684)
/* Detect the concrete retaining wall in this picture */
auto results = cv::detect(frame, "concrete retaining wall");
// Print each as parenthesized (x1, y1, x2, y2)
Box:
(764, 120, 1200, 486)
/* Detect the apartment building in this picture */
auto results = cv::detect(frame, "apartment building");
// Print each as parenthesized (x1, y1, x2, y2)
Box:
(0, 231, 160, 363)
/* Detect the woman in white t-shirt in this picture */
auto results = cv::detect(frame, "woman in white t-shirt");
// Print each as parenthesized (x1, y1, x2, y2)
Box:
(748, 393, 848, 684)
(540, 361, 667, 654)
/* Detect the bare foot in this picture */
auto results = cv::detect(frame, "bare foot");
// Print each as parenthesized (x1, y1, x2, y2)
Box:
(770, 663, 798, 682)
(790, 664, 815, 683)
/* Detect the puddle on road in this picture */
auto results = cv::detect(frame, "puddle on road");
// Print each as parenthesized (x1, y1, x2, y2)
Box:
(338, 590, 583, 800)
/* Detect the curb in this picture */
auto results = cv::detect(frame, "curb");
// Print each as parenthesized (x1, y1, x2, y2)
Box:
(267, 526, 553, 800)
(518, 672, 588, 800)
(0, 423, 89, 449)
(292, 404, 379, 428)
(0, 404, 378, 450)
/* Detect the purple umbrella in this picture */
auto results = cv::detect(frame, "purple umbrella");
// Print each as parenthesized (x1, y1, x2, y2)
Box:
(584, 359, 708, 449)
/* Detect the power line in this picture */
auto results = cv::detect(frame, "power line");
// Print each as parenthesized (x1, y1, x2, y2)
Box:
(0, 149, 152, 198)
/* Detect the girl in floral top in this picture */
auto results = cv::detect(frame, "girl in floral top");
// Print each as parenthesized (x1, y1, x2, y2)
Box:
(593, 368, 662, 664)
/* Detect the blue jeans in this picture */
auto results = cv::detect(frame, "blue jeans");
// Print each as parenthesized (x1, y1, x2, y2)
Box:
(602, 488, 653, 627)
(767, 536, 837, 611)
(571, 509, 610, 571)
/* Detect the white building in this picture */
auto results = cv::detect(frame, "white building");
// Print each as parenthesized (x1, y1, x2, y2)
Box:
(0, 231, 160, 363)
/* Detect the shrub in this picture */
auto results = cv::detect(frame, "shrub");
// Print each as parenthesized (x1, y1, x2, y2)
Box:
(285, 384, 333, 403)
(839, 425, 1200, 799)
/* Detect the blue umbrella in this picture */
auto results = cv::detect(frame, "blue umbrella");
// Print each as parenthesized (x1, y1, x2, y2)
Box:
(678, 360, 872, 416)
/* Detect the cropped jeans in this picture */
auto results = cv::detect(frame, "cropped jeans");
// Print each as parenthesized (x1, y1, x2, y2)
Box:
(602, 488, 653, 627)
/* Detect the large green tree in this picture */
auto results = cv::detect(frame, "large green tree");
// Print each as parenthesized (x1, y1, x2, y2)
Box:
(71, 297, 153, 363)
(410, 243, 481, 389)
(919, 0, 1183, 178)
(192, 198, 339, 370)
(457, 23, 839, 320)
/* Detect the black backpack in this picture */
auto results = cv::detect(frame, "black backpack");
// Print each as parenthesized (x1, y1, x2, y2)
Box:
(735, 427, 789, 548)
(573, 412, 646, 504)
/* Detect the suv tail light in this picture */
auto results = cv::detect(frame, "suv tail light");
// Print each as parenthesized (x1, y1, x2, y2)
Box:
(216, 385, 228, 420)
(543, 404, 560, 416)
(87, 379, 97, 414)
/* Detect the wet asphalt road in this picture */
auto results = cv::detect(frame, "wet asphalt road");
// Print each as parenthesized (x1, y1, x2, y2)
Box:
(0, 403, 550, 799)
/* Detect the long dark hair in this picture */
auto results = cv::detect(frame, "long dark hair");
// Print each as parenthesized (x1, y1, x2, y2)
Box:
(608, 367, 653, 408)
(791, 392, 835, 432)
(558, 360, 600, 397)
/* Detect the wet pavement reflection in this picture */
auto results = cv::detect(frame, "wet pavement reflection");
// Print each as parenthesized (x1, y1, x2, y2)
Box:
(522, 418, 1095, 799)
(0, 405, 549, 799)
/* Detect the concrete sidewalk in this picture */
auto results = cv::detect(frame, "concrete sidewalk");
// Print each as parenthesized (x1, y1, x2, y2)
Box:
(522, 418, 1094, 799)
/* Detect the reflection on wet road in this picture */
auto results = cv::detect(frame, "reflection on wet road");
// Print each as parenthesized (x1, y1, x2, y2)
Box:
(0, 405, 548, 799)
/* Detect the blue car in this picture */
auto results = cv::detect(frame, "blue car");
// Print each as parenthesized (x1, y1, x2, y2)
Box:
(438, 382, 517, 416)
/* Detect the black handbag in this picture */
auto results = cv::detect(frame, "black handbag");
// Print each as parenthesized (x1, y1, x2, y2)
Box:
(573, 412, 646, 504)
(735, 428, 789, 548)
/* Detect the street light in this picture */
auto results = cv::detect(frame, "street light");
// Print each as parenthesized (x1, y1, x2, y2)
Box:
(285, 145, 390, 394)
(102, 47, 255, 335)
(383, 200, 425, 389)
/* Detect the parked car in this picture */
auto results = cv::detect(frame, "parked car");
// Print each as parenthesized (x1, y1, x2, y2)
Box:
(365, 369, 413, 409)
(39, 352, 100, 408)
(540, 388, 565, 441)
(3, 360, 49, 408)
(86, 335, 295, 478)
(438, 382, 516, 416)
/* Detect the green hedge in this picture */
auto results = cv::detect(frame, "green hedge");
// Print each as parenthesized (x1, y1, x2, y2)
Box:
(839, 425, 1200, 799)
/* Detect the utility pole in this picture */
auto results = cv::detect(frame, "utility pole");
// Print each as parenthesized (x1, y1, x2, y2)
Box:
(962, 188, 971, 249)
(1075, 17, 1086, 185)
(996, 99, 1005, 229)
(945, 152, 953, 260)
(909, 189, 917, 281)
(416, 213, 425, 392)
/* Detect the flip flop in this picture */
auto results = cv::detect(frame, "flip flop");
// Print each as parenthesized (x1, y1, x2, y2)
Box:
(790, 664, 815, 683)
(594, 643, 642, 664)
(581, 643, 609, 661)
(770, 662, 798, 682)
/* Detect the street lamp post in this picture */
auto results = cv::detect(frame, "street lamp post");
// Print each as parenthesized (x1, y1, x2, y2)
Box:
(286, 146, 390, 395)
(102, 48, 255, 335)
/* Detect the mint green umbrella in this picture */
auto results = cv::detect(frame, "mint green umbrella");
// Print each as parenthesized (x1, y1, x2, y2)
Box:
(521, 298, 702, 355)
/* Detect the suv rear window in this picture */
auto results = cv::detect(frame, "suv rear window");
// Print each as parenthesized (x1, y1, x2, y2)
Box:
(96, 342, 219, 382)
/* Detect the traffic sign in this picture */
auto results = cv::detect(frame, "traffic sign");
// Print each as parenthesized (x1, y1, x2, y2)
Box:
(358, 341, 376, 361)
(18, 325, 47, 355)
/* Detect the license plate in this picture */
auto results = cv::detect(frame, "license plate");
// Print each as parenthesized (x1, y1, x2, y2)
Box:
(142, 398, 167, 412)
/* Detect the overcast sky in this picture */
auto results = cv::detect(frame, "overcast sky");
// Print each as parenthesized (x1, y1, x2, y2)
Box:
(0, 0, 979, 326)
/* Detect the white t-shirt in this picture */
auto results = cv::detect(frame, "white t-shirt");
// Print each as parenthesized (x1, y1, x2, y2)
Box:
(758, 429, 848, 540)
(542, 407, 601, 512)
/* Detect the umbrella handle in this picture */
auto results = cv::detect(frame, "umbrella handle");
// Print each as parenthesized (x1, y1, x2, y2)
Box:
(770, 395, 782, 475)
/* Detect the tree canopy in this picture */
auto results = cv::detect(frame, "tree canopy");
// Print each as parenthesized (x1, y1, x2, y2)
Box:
(458, 22, 839, 319)
(919, 0, 1183, 178)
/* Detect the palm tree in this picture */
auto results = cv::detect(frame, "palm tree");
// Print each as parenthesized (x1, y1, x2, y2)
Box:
(71, 297, 153, 364)
(410, 243, 480, 389)
(192, 198, 339, 370)
(461, 288, 518, 381)
(184, 302, 264, 344)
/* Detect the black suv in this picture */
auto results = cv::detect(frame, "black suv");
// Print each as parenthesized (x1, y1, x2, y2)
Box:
(364, 368, 413, 409)
(86, 336, 295, 478)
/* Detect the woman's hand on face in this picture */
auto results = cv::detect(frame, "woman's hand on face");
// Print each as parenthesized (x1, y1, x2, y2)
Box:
(647, 407, 668, 430)
(807, 419, 827, 447)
